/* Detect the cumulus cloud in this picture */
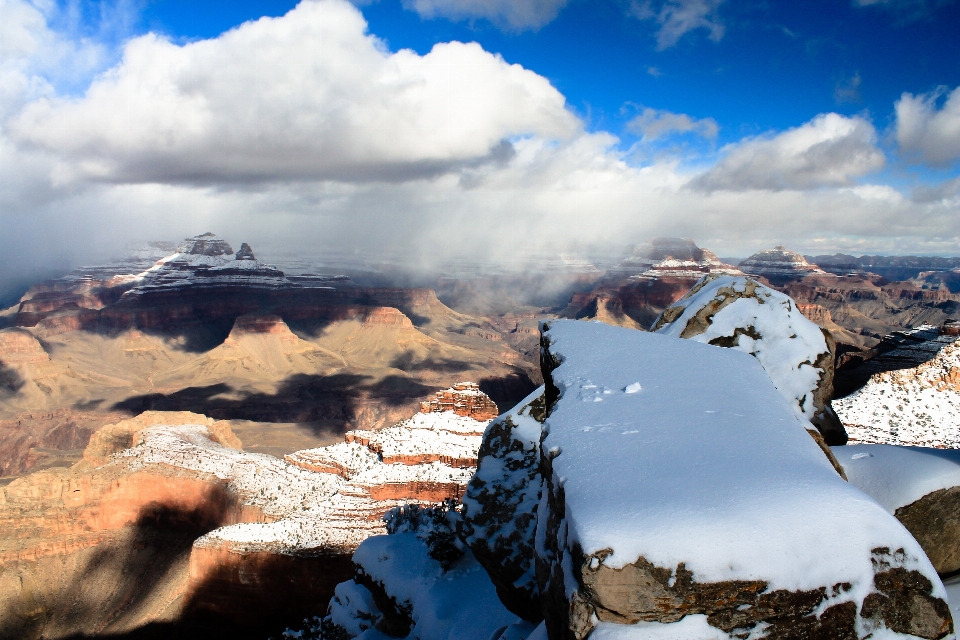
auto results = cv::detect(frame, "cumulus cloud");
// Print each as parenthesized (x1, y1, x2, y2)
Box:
(627, 108, 718, 141)
(691, 113, 885, 192)
(629, 0, 725, 50)
(1, 0, 958, 298)
(10, 0, 579, 185)
(401, 0, 569, 31)
(895, 85, 960, 166)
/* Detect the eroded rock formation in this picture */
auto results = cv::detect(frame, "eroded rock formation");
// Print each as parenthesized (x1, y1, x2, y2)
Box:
(0, 385, 499, 638)
(739, 245, 827, 280)
(652, 274, 848, 446)
(419, 382, 500, 421)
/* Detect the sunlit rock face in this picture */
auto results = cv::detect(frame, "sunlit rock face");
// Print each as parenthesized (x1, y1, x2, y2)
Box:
(565, 238, 742, 329)
(739, 245, 826, 280)
(419, 382, 500, 422)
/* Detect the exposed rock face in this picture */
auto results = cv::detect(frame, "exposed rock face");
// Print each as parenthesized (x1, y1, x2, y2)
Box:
(419, 382, 500, 421)
(652, 274, 848, 446)
(235, 242, 256, 261)
(535, 320, 949, 640)
(177, 232, 234, 256)
(837, 445, 960, 576)
(460, 389, 544, 621)
(739, 245, 826, 279)
(614, 237, 737, 274)
(288, 397, 495, 500)
(835, 332, 960, 447)
(564, 238, 742, 329)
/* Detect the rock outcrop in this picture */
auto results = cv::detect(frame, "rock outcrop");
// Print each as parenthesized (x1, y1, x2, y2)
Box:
(534, 320, 950, 640)
(836, 445, 960, 576)
(835, 331, 960, 447)
(739, 245, 826, 279)
(460, 388, 544, 622)
(652, 274, 848, 446)
(419, 382, 500, 421)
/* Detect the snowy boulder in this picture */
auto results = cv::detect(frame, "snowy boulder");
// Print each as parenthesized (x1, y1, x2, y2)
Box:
(460, 387, 546, 622)
(317, 505, 532, 640)
(837, 445, 960, 575)
(651, 273, 848, 446)
(536, 320, 951, 640)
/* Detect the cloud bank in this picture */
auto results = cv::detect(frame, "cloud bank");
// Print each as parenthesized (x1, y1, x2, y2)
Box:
(1, 0, 958, 301)
(895, 85, 960, 167)
(400, 0, 570, 31)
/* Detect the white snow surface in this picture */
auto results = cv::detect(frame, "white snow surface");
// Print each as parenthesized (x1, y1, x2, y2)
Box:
(834, 444, 960, 512)
(358, 425, 481, 462)
(348, 532, 522, 640)
(119, 424, 380, 553)
(385, 411, 490, 435)
(835, 341, 960, 448)
(654, 275, 829, 423)
(539, 320, 940, 598)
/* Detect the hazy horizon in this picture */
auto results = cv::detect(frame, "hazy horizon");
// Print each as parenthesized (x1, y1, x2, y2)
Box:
(3, 0, 960, 301)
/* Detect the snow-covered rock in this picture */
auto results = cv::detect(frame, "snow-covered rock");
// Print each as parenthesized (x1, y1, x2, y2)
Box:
(835, 338, 960, 448)
(651, 274, 847, 446)
(738, 245, 826, 279)
(322, 529, 530, 640)
(536, 319, 950, 640)
(460, 387, 545, 621)
(121, 233, 295, 295)
(836, 444, 960, 575)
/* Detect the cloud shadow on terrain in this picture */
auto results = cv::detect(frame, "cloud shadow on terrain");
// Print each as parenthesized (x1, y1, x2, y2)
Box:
(111, 373, 437, 433)
(0, 485, 281, 640)
(0, 360, 25, 397)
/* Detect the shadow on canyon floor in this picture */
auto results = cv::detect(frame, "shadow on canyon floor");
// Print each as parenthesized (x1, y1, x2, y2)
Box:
(0, 485, 295, 640)
(111, 373, 437, 432)
(111, 368, 537, 432)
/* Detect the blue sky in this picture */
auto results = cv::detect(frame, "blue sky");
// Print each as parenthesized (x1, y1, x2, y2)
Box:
(2, 0, 960, 289)
(134, 0, 960, 150)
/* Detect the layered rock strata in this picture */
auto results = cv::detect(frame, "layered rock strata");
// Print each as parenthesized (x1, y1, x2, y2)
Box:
(0, 390, 497, 638)
(536, 320, 949, 640)
(652, 274, 847, 446)
(739, 245, 826, 279)
(419, 382, 500, 421)
(567, 239, 742, 328)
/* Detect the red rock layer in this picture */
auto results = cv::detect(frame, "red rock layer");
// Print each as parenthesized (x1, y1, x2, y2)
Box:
(419, 382, 499, 420)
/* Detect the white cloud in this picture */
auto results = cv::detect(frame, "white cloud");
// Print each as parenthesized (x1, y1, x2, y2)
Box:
(629, 0, 725, 50)
(691, 113, 885, 192)
(895, 85, 960, 166)
(626, 107, 718, 141)
(9, 0, 579, 185)
(1, 0, 958, 294)
(401, 0, 569, 31)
